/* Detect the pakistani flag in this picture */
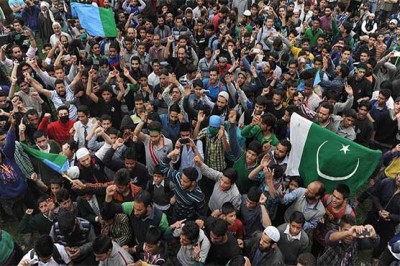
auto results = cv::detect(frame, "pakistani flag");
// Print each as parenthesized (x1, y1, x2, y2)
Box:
(71, 2, 117, 37)
(286, 113, 381, 195)
(21, 143, 69, 174)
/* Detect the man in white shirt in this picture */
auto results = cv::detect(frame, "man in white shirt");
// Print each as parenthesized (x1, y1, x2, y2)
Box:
(73, 105, 97, 149)
(18, 235, 71, 266)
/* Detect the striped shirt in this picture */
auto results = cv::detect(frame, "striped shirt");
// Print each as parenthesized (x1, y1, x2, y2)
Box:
(160, 159, 206, 221)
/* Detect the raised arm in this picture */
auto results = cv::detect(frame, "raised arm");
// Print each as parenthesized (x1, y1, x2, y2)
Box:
(133, 113, 148, 142)
(86, 68, 99, 103)
(25, 73, 52, 98)
(115, 72, 126, 102)
(164, 36, 173, 59)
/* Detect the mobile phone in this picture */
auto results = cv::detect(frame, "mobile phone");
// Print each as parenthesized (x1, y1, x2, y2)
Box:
(356, 228, 371, 238)
(180, 138, 189, 144)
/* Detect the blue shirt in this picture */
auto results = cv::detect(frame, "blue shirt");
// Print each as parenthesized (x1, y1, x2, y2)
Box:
(202, 78, 227, 102)
(159, 114, 180, 144)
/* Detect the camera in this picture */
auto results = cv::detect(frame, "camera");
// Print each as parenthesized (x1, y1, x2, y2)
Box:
(356, 228, 371, 238)
(179, 138, 190, 144)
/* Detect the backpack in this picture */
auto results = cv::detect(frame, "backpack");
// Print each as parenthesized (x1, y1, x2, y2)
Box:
(29, 245, 65, 265)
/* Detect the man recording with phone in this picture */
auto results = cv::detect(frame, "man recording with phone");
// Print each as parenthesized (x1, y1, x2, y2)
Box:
(317, 214, 380, 265)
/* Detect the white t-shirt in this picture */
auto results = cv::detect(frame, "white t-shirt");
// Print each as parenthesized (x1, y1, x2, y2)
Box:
(20, 243, 71, 266)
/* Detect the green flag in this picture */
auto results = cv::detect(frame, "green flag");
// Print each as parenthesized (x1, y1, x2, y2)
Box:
(21, 143, 69, 174)
(286, 113, 382, 196)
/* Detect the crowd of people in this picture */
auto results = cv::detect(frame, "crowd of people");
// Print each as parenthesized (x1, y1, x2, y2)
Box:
(1, 0, 400, 265)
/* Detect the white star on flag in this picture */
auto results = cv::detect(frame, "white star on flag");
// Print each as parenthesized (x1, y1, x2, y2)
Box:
(340, 144, 350, 154)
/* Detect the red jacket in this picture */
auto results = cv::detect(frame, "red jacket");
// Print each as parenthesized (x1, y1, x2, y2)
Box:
(38, 117, 75, 145)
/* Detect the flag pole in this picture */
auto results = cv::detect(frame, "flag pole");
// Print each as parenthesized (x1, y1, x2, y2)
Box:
(62, 172, 73, 183)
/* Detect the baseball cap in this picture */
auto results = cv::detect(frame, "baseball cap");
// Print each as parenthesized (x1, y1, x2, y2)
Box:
(209, 115, 222, 128)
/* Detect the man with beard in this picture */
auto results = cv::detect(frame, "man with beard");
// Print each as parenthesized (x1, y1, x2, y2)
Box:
(354, 100, 373, 147)
(266, 90, 286, 120)
(69, 132, 113, 183)
(206, 219, 241, 265)
(164, 36, 190, 79)
(386, 18, 398, 39)
(38, 106, 74, 145)
(314, 102, 341, 133)
(159, 103, 183, 145)
(104, 187, 168, 246)
(134, 118, 173, 175)
(154, 16, 171, 46)
(49, 209, 96, 265)
(0, 29, 37, 69)
(281, 181, 326, 233)
(28, 75, 78, 120)
(203, 91, 229, 121)
(244, 226, 284, 265)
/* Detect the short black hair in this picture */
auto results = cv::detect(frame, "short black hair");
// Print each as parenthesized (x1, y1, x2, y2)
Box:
(289, 211, 306, 225)
(340, 214, 356, 227)
(247, 186, 262, 202)
(145, 226, 162, 245)
(77, 105, 90, 116)
(93, 235, 113, 254)
(319, 101, 334, 115)
(33, 130, 48, 141)
(221, 202, 235, 215)
(182, 167, 198, 181)
(288, 176, 304, 188)
(123, 147, 137, 161)
(34, 235, 54, 258)
(114, 169, 131, 186)
(210, 219, 228, 237)
(358, 100, 372, 111)
(247, 140, 262, 155)
(334, 183, 350, 200)
(181, 221, 200, 242)
(56, 188, 71, 203)
(379, 89, 392, 100)
(134, 190, 153, 208)
(148, 121, 162, 132)
(57, 105, 69, 114)
(222, 168, 238, 184)
(58, 209, 76, 234)
(343, 109, 357, 120)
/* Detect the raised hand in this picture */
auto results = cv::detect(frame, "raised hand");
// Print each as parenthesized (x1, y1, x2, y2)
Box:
(19, 119, 26, 133)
